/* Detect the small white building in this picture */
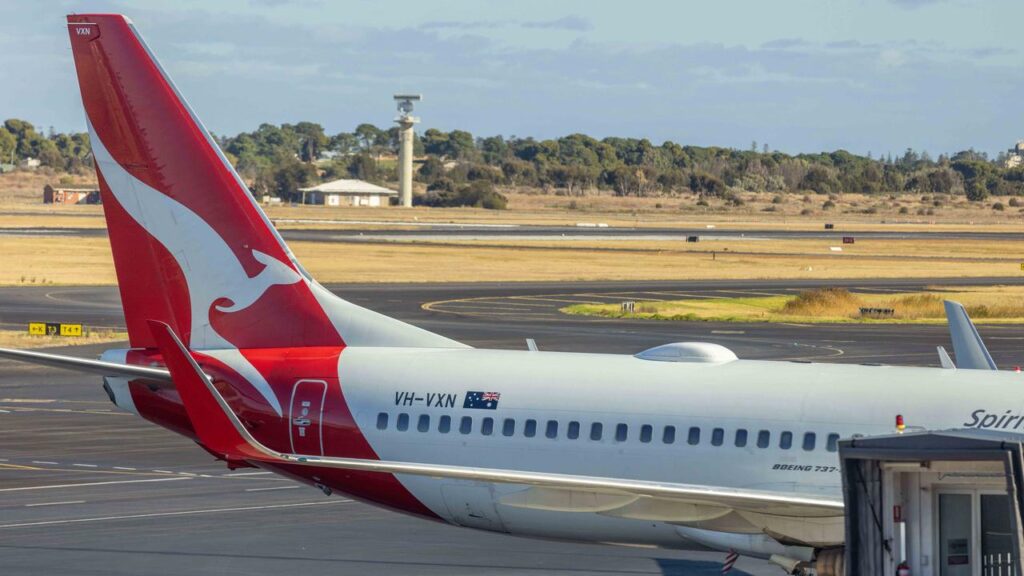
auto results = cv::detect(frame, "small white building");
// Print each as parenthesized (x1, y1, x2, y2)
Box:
(298, 179, 397, 207)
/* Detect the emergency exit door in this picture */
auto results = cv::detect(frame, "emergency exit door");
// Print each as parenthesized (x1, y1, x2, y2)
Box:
(938, 491, 1017, 576)
(289, 379, 327, 456)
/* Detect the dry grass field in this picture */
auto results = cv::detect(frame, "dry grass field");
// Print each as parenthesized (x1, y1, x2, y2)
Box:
(3, 170, 1023, 232)
(0, 328, 127, 349)
(1, 168, 1021, 285)
(563, 286, 1024, 324)
(0, 234, 1020, 286)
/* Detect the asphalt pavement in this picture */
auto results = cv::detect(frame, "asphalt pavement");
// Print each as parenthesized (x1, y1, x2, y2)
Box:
(1, 279, 1023, 575)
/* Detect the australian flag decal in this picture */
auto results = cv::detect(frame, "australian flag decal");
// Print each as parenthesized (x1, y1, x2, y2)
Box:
(464, 391, 501, 410)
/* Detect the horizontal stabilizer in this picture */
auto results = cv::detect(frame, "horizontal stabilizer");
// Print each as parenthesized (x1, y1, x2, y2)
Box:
(0, 347, 171, 381)
(944, 300, 997, 370)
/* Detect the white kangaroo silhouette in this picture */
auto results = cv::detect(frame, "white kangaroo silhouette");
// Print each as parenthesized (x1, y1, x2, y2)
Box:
(90, 121, 299, 415)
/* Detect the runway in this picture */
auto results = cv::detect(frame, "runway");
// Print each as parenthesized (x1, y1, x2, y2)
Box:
(2, 223, 1023, 243)
(2, 278, 1023, 575)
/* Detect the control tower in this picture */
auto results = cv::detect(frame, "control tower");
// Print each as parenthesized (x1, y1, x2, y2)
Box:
(393, 94, 421, 207)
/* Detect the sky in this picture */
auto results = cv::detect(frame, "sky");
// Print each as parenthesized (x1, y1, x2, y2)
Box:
(0, 0, 1021, 157)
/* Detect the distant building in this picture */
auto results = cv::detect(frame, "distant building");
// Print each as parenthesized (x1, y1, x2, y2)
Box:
(43, 185, 101, 205)
(20, 157, 41, 169)
(297, 179, 397, 207)
(1005, 141, 1024, 169)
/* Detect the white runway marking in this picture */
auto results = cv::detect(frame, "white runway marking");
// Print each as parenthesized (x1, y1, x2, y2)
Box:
(245, 485, 299, 492)
(71, 463, 98, 468)
(151, 470, 173, 474)
(112, 467, 136, 471)
(25, 500, 86, 507)
(223, 471, 271, 477)
(32, 461, 58, 465)
(0, 500, 350, 529)
(0, 477, 190, 493)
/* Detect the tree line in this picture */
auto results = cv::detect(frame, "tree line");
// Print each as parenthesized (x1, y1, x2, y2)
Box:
(5, 117, 1024, 208)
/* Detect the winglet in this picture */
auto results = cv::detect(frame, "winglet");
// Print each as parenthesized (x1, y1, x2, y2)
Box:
(936, 346, 956, 370)
(147, 320, 268, 461)
(944, 300, 997, 370)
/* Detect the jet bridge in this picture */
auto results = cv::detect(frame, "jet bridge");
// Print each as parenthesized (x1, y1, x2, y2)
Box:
(840, 430, 1024, 576)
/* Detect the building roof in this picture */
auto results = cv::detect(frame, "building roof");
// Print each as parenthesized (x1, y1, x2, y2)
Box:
(298, 179, 396, 196)
(46, 186, 99, 192)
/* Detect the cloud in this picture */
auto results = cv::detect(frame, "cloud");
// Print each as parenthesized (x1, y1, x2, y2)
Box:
(522, 16, 592, 31)
(2, 4, 1020, 157)
(421, 16, 592, 32)
(420, 20, 508, 31)
(887, 0, 950, 8)
(761, 38, 807, 50)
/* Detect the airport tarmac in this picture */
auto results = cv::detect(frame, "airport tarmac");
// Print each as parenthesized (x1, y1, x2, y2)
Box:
(2, 278, 1023, 575)
(2, 223, 1023, 243)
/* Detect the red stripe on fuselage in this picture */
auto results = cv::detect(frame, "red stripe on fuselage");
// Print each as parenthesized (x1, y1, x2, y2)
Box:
(122, 345, 436, 519)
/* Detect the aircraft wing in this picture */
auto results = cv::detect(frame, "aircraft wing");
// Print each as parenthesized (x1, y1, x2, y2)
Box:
(0, 346, 172, 381)
(148, 320, 844, 543)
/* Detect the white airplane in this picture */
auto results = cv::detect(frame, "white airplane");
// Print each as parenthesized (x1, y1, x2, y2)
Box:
(0, 14, 1018, 574)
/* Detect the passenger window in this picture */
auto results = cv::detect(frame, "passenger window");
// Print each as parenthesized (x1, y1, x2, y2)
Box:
(688, 427, 700, 445)
(780, 431, 792, 450)
(757, 430, 770, 448)
(663, 425, 676, 444)
(481, 417, 494, 436)
(735, 429, 748, 447)
(546, 420, 558, 439)
(827, 433, 840, 452)
(438, 415, 451, 434)
(615, 423, 628, 442)
(417, 414, 430, 433)
(803, 432, 816, 451)
(502, 418, 515, 437)
(524, 419, 537, 438)
(711, 428, 724, 446)
(640, 424, 652, 443)
(376, 412, 388, 430)
(568, 421, 580, 440)
(590, 422, 603, 441)
(459, 416, 472, 435)
(397, 413, 409, 432)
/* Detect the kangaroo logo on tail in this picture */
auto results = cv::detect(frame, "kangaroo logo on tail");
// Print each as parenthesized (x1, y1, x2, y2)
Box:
(89, 121, 299, 415)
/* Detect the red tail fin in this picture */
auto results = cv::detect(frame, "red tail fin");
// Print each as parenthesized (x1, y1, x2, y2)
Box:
(67, 15, 463, 353)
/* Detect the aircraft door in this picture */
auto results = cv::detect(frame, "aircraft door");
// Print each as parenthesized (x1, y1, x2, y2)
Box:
(289, 379, 327, 456)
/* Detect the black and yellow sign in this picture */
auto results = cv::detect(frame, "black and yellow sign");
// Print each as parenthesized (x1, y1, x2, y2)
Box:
(28, 322, 84, 337)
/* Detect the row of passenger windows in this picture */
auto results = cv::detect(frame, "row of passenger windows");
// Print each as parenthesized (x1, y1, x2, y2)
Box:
(375, 412, 841, 452)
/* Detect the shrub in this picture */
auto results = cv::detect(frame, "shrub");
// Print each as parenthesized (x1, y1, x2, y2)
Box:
(421, 180, 507, 209)
(782, 288, 861, 317)
(899, 206, 909, 214)
(772, 195, 784, 204)
(1009, 197, 1021, 207)
(800, 208, 813, 215)
(993, 202, 1005, 211)
(822, 200, 835, 209)
(723, 191, 744, 207)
